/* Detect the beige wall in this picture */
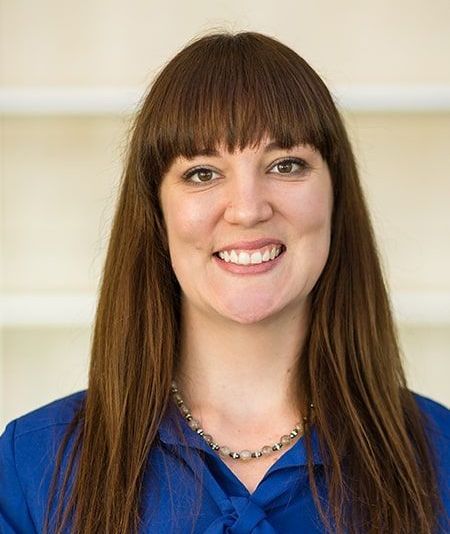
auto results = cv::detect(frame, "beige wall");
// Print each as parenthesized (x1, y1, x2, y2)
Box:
(1, 0, 449, 431)
(1, 0, 450, 86)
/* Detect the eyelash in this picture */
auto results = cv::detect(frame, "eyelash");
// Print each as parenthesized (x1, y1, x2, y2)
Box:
(182, 157, 310, 186)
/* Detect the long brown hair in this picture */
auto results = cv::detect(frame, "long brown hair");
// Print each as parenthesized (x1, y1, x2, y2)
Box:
(44, 31, 447, 533)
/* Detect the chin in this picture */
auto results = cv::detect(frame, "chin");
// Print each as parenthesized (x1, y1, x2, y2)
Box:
(215, 299, 287, 325)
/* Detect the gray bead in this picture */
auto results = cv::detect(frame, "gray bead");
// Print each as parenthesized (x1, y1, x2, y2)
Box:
(239, 450, 252, 461)
(219, 446, 231, 457)
(188, 419, 199, 430)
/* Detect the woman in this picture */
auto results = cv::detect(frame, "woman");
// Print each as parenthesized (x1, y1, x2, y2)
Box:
(0, 31, 449, 534)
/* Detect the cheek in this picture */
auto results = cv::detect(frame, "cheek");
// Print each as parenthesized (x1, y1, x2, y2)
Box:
(305, 195, 332, 231)
(165, 196, 215, 248)
(285, 182, 333, 233)
(303, 187, 333, 267)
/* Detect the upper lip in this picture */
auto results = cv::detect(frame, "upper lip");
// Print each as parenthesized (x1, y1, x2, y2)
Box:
(214, 238, 285, 254)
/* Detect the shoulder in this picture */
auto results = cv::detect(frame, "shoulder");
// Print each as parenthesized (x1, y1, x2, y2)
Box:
(410, 391, 449, 486)
(9, 389, 87, 439)
(411, 390, 450, 440)
(410, 391, 450, 527)
(1, 388, 87, 481)
(0, 390, 87, 532)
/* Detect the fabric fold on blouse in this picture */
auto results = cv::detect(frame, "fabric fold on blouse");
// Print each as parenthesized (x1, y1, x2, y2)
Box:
(158, 400, 319, 532)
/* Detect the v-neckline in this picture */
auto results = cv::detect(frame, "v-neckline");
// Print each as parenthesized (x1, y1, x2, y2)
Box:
(158, 398, 325, 493)
(205, 434, 305, 495)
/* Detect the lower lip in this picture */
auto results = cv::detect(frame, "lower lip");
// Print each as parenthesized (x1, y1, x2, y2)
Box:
(212, 248, 286, 275)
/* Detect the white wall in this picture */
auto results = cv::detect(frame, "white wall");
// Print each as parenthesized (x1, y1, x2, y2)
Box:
(1, 0, 449, 431)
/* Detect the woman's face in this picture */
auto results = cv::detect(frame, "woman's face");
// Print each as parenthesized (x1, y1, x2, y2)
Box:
(159, 136, 333, 324)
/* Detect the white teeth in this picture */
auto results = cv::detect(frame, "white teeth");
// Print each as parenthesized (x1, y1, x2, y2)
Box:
(218, 246, 283, 265)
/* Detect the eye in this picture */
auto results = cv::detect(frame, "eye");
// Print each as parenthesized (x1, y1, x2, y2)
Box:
(182, 157, 310, 186)
(182, 166, 221, 185)
(268, 157, 310, 175)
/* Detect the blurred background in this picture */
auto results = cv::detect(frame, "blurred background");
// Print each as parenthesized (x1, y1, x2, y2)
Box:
(1, 0, 449, 432)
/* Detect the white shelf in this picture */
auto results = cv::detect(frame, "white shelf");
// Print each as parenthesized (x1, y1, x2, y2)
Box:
(0, 291, 449, 327)
(331, 84, 450, 111)
(1, 85, 450, 115)
(0, 87, 142, 115)
(0, 294, 97, 326)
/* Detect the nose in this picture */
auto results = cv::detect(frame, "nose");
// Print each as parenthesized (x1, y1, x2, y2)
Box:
(223, 174, 273, 227)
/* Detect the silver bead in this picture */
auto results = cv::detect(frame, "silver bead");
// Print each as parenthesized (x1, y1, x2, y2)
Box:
(230, 452, 240, 459)
(272, 443, 282, 451)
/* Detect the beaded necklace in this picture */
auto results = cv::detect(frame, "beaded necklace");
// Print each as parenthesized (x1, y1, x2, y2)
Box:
(170, 380, 314, 461)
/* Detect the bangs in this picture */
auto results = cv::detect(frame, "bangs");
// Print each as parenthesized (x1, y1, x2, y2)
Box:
(144, 33, 338, 176)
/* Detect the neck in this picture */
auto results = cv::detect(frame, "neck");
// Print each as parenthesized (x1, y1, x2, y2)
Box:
(174, 299, 310, 428)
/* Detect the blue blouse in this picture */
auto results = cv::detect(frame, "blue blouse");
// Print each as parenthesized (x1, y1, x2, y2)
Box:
(0, 389, 449, 533)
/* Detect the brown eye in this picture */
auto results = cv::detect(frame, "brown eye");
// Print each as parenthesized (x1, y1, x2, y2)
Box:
(277, 161, 294, 173)
(197, 170, 213, 182)
(270, 158, 309, 175)
(183, 167, 220, 185)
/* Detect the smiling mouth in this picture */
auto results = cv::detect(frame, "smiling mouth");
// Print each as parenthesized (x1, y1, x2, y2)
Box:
(212, 245, 287, 265)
